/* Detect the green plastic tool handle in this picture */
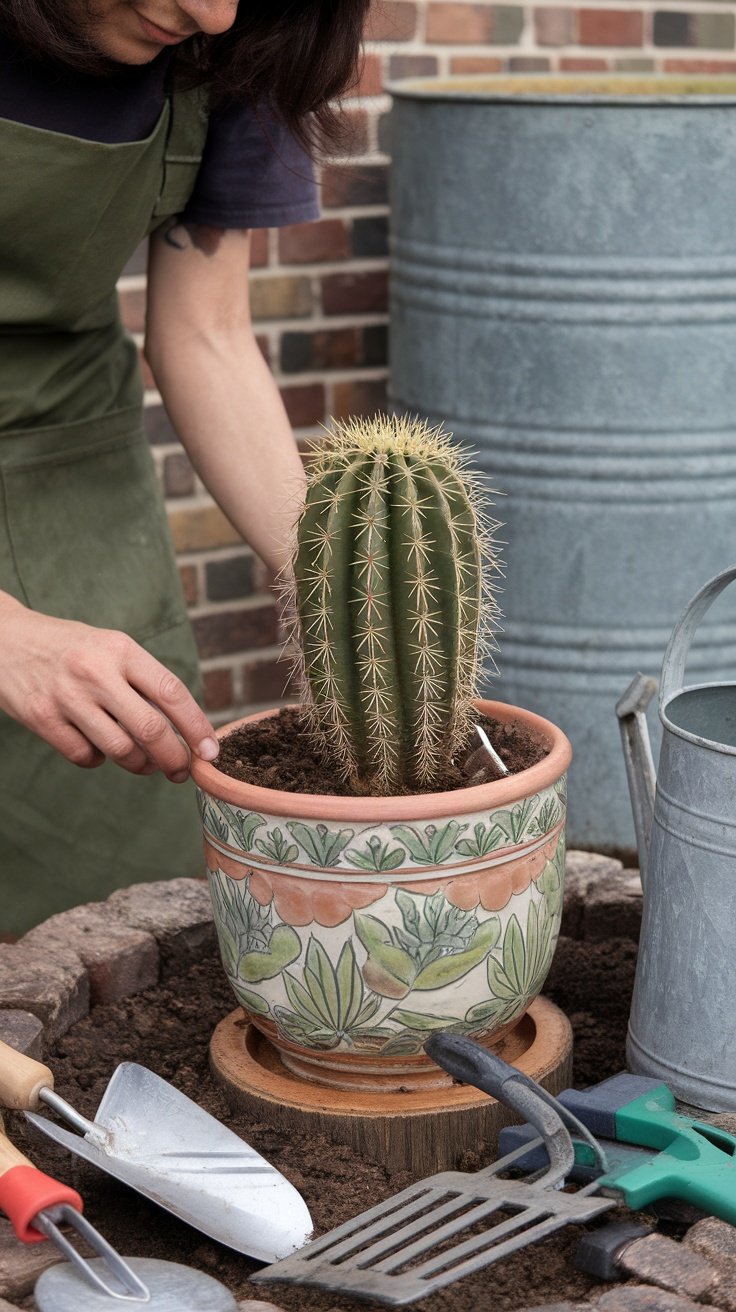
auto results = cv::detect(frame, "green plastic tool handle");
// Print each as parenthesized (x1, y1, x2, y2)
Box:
(596, 1084, 736, 1222)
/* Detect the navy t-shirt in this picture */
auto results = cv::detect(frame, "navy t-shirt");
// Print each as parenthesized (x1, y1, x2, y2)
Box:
(0, 36, 319, 229)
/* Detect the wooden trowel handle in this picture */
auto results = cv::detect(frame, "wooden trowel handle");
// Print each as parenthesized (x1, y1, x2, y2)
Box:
(0, 1040, 53, 1110)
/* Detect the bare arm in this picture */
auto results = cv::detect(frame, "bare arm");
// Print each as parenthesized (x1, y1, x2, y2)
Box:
(145, 222, 306, 578)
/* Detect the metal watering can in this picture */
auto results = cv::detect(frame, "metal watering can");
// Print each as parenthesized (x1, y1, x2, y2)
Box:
(616, 564, 736, 1112)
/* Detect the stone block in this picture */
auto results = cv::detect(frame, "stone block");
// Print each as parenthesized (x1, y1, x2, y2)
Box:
(22, 905, 158, 1007)
(0, 1218, 60, 1300)
(619, 1233, 717, 1300)
(0, 1011, 44, 1061)
(106, 879, 216, 978)
(0, 944, 88, 1045)
(598, 1284, 720, 1312)
(684, 1218, 736, 1312)
(563, 851, 642, 941)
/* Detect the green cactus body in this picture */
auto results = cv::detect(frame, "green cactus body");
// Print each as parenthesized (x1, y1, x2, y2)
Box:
(292, 416, 498, 795)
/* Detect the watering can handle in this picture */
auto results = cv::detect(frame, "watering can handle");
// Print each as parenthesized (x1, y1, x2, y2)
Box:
(660, 564, 736, 707)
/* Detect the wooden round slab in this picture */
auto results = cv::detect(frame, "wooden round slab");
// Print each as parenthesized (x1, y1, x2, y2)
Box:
(210, 996, 572, 1176)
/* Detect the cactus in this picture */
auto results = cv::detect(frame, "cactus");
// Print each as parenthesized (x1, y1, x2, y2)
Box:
(288, 414, 500, 795)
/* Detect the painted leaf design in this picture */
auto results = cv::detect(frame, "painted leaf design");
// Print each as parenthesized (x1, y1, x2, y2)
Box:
(233, 985, 271, 1015)
(288, 821, 355, 866)
(464, 996, 513, 1028)
(391, 1008, 464, 1032)
(335, 939, 365, 1030)
(346, 836, 406, 871)
(304, 936, 340, 1025)
(255, 827, 300, 863)
(413, 916, 500, 990)
(354, 911, 416, 997)
(283, 971, 330, 1028)
(238, 923, 301, 983)
(502, 914, 526, 993)
(389, 821, 465, 864)
(496, 799, 535, 844)
(454, 822, 506, 858)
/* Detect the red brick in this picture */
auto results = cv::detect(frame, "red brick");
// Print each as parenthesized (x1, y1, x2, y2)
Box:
(119, 287, 146, 333)
(663, 59, 736, 74)
(321, 163, 389, 209)
(179, 563, 198, 606)
(279, 383, 326, 427)
(389, 54, 439, 79)
(534, 7, 575, 46)
(347, 51, 385, 97)
(249, 228, 268, 268)
(279, 219, 350, 265)
(560, 56, 610, 71)
(322, 269, 389, 315)
(192, 604, 279, 659)
(579, 9, 644, 47)
(427, 4, 523, 44)
(163, 451, 195, 498)
(202, 667, 234, 712)
(509, 56, 551, 71)
(365, 0, 418, 42)
(450, 56, 504, 73)
(242, 657, 295, 706)
(331, 377, 388, 419)
(280, 328, 361, 373)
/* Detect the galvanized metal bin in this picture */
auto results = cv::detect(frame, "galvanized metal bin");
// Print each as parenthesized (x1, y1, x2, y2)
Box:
(388, 75, 736, 851)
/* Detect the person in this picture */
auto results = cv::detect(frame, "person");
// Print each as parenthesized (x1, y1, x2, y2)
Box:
(0, 0, 370, 935)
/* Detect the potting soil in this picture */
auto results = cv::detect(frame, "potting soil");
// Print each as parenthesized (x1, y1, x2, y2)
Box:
(213, 707, 548, 794)
(10, 935, 646, 1312)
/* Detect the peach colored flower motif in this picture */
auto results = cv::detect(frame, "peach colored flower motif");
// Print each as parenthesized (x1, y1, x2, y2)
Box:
(249, 868, 388, 927)
(394, 830, 561, 915)
(207, 844, 387, 926)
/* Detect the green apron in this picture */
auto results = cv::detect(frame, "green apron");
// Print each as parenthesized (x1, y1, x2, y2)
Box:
(0, 76, 210, 935)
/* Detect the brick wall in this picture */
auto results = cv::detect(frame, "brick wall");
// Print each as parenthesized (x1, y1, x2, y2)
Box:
(117, 0, 736, 725)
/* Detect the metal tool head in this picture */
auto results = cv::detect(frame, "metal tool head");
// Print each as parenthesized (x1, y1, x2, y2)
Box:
(35, 1257, 237, 1311)
(26, 1063, 312, 1262)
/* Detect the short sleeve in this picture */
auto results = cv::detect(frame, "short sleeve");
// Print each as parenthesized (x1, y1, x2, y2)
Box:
(181, 99, 320, 229)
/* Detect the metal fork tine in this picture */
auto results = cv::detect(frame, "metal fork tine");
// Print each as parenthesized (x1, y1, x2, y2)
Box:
(34, 1206, 149, 1302)
(335, 1194, 487, 1269)
(369, 1198, 540, 1274)
(298, 1186, 443, 1260)
(398, 1211, 580, 1295)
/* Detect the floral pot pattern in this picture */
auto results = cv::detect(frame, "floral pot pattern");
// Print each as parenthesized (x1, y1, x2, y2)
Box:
(193, 701, 571, 1091)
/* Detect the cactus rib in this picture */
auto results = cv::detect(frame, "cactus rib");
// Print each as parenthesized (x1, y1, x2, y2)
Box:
(289, 415, 501, 794)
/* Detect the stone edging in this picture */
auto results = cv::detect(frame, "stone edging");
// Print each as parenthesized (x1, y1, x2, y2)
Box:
(0, 855, 641, 1310)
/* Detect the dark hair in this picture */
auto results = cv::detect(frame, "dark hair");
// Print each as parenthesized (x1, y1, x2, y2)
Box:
(0, 1, 370, 148)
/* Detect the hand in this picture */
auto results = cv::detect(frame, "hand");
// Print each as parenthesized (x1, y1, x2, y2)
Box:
(0, 596, 219, 781)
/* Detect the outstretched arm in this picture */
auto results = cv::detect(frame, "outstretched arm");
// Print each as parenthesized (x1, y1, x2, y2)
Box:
(145, 221, 307, 578)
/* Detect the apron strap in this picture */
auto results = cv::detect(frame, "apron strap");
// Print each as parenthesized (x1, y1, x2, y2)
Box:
(152, 66, 210, 221)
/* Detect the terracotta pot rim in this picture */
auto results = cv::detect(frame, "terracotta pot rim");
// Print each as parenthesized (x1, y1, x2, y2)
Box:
(191, 699, 572, 822)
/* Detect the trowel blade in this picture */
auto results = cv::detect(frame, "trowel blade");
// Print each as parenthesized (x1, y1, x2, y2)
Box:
(26, 1063, 312, 1263)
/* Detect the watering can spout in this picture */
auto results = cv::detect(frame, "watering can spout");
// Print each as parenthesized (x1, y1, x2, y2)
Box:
(615, 673, 658, 884)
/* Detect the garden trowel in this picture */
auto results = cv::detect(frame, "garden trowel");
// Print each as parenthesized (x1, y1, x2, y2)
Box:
(0, 1039, 312, 1263)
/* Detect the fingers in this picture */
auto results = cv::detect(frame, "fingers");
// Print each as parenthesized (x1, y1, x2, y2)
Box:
(122, 647, 219, 763)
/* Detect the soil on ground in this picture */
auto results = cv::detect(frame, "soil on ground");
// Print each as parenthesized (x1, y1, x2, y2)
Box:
(213, 707, 548, 795)
(10, 935, 648, 1312)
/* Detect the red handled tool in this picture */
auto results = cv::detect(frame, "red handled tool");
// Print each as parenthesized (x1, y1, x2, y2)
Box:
(0, 1115, 149, 1302)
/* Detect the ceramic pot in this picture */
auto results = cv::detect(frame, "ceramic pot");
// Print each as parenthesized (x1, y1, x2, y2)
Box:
(191, 699, 571, 1092)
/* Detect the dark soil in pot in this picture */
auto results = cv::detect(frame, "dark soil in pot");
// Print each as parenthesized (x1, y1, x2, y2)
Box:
(11, 934, 648, 1312)
(214, 707, 548, 794)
